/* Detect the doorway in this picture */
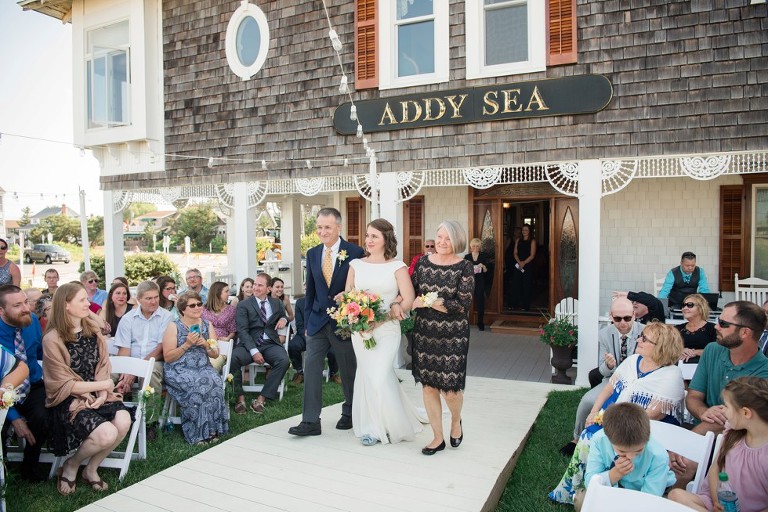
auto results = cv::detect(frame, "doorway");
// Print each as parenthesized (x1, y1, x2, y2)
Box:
(502, 201, 550, 314)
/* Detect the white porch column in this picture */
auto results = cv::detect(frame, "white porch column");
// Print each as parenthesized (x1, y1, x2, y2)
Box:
(576, 160, 602, 388)
(225, 215, 237, 278)
(378, 172, 403, 259)
(230, 182, 257, 283)
(279, 196, 302, 296)
(103, 190, 125, 282)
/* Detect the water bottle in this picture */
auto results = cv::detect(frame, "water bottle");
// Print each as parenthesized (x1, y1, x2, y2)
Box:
(717, 472, 741, 512)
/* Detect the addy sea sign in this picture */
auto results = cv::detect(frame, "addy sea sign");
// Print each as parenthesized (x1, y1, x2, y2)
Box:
(333, 75, 613, 135)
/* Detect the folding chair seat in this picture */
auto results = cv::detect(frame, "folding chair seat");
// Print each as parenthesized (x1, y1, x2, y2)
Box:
(242, 331, 290, 401)
(650, 419, 715, 493)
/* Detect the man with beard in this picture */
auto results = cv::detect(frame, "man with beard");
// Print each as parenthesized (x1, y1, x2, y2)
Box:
(686, 300, 768, 435)
(0, 285, 48, 482)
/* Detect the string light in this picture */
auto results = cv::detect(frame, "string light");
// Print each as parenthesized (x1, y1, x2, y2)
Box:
(356, 125, 363, 138)
(350, 105, 357, 121)
(328, 29, 342, 52)
(261, 160, 267, 170)
(306, 160, 312, 169)
(339, 75, 349, 94)
(207, 157, 214, 168)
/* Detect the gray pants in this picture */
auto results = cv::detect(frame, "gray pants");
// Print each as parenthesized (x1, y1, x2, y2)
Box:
(230, 342, 290, 401)
(302, 323, 356, 423)
(573, 380, 609, 439)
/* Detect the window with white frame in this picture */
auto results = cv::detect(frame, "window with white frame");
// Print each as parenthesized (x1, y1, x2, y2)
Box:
(86, 20, 131, 129)
(379, 0, 449, 90)
(752, 185, 768, 279)
(465, 0, 545, 80)
(225, 2, 270, 81)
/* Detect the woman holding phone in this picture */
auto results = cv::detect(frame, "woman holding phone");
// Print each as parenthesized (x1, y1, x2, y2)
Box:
(162, 291, 229, 445)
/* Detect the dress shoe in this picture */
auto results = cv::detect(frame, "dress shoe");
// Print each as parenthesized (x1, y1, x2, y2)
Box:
(288, 422, 321, 436)
(421, 440, 446, 455)
(559, 441, 576, 457)
(146, 425, 158, 441)
(478, 324, 485, 331)
(331, 374, 342, 385)
(291, 373, 304, 384)
(336, 415, 353, 430)
(450, 420, 463, 448)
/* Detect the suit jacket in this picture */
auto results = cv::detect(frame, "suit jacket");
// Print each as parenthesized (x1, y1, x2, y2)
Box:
(597, 321, 644, 378)
(236, 296, 287, 353)
(293, 297, 306, 345)
(304, 238, 365, 336)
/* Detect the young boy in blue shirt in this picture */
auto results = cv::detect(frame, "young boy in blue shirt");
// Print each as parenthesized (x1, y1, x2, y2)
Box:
(574, 402, 676, 511)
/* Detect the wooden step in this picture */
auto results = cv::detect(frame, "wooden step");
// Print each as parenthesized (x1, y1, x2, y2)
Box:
(490, 319, 543, 336)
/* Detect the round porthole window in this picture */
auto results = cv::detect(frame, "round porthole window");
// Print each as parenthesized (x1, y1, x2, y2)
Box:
(225, 1, 270, 80)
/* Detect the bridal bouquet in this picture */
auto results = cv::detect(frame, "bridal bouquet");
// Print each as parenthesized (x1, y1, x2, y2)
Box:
(327, 289, 389, 349)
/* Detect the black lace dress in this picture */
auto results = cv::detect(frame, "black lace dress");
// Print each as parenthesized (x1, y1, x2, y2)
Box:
(49, 334, 133, 456)
(411, 257, 475, 392)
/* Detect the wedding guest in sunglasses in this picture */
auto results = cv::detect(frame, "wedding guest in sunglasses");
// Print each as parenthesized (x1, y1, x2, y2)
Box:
(408, 239, 435, 276)
(613, 290, 666, 324)
(79, 271, 107, 309)
(674, 293, 716, 363)
(559, 297, 644, 457)
(0, 238, 20, 287)
(657, 251, 710, 309)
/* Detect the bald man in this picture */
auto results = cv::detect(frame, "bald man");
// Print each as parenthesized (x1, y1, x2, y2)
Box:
(559, 297, 645, 456)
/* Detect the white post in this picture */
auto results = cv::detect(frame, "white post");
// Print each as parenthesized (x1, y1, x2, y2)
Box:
(79, 188, 91, 271)
(102, 190, 125, 282)
(19, 230, 25, 282)
(369, 155, 379, 219)
(279, 196, 302, 297)
(576, 159, 602, 388)
(378, 172, 403, 259)
(231, 182, 256, 282)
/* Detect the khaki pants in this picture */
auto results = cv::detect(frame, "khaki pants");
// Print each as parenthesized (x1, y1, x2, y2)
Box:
(573, 489, 586, 512)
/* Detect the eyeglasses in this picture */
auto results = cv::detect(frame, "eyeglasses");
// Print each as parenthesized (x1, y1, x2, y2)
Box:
(0, 246, 7, 250)
(188, 275, 202, 279)
(681, 302, 696, 309)
(612, 315, 633, 323)
(87, 279, 98, 284)
(717, 317, 749, 330)
(425, 245, 435, 248)
(186, 303, 203, 309)
(637, 333, 657, 345)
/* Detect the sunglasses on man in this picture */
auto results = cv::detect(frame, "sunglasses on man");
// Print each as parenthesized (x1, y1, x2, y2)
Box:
(612, 315, 633, 323)
(717, 317, 749, 330)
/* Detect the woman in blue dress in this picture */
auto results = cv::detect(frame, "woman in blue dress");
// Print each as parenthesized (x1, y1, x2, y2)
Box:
(549, 322, 685, 504)
(162, 291, 229, 445)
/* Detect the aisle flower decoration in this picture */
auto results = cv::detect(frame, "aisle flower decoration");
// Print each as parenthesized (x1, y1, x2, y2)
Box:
(140, 385, 162, 423)
(327, 289, 388, 349)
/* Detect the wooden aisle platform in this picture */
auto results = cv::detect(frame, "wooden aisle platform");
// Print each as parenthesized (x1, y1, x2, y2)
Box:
(80, 372, 570, 512)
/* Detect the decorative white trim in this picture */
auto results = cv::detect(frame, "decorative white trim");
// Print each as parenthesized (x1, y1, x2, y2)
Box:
(215, 182, 267, 209)
(545, 162, 579, 197)
(396, 171, 424, 202)
(112, 190, 132, 214)
(679, 155, 732, 181)
(463, 167, 503, 189)
(159, 186, 182, 204)
(601, 159, 638, 196)
(225, 0, 270, 81)
(354, 174, 379, 201)
(295, 177, 325, 197)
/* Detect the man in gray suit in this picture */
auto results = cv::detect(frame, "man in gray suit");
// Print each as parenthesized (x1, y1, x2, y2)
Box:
(559, 297, 643, 456)
(232, 273, 290, 414)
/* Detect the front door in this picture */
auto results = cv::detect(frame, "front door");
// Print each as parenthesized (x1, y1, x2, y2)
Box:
(551, 197, 579, 307)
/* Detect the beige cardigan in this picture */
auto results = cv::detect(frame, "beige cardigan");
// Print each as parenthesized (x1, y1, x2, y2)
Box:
(43, 330, 122, 422)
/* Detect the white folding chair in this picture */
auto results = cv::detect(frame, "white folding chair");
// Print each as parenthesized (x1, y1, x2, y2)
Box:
(242, 332, 290, 401)
(650, 420, 715, 493)
(106, 337, 119, 356)
(160, 340, 234, 428)
(653, 273, 666, 297)
(48, 356, 155, 482)
(582, 474, 698, 511)
(734, 273, 768, 306)
(0, 408, 7, 511)
(678, 360, 698, 380)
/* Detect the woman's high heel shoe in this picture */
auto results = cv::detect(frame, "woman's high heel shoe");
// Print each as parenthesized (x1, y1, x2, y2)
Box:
(450, 420, 463, 448)
(421, 440, 446, 455)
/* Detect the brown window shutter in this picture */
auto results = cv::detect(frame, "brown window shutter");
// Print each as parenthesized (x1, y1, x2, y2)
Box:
(346, 197, 365, 247)
(546, 0, 577, 66)
(719, 185, 744, 292)
(355, 0, 378, 89)
(403, 196, 424, 264)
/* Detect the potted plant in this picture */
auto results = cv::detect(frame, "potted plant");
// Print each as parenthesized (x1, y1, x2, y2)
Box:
(400, 314, 415, 370)
(539, 315, 578, 384)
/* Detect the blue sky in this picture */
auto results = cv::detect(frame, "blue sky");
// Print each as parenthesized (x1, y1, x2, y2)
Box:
(0, 2, 102, 219)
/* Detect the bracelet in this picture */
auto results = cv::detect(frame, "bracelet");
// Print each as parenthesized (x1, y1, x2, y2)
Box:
(390, 301, 402, 307)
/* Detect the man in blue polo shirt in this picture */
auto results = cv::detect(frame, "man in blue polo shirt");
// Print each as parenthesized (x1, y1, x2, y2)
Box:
(0, 285, 48, 482)
(686, 300, 768, 435)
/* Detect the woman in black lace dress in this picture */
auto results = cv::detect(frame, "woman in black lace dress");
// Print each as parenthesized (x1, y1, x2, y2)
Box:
(411, 220, 474, 455)
(43, 282, 132, 495)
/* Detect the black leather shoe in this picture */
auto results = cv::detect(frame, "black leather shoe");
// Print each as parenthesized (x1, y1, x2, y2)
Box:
(336, 416, 353, 430)
(450, 420, 463, 448)
(559, 441, 576, 457)
(288, 422, 321, 436)
(421, 440, 446, 455)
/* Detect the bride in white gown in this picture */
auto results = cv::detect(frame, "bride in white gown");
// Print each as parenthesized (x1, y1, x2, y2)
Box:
(345, 219, 423, 446)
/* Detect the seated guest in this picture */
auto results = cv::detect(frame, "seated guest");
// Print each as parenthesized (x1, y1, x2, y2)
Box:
(162, 292, 229, 445)
(100, 282, 134, 338)
(43, 282, 132, 495)
(231, 273, 290, 414)
(288, 294, 340, 385)
(110, 276, 137, 306)
(549, 322, 684, 505)
(80, 271, 107, 309)
(573, 403, 676, 512)
(156, 276, 178, 318)
(658, 251, 710, 309)
(759, 299, 768, 355)
(237, 277, 254, 302)
(114, 281, 173, 394)
(41, 268, 59, 297)
(675, 293, 716, 363)
(560, 297, 643, 457)
(181, 268, 208, 303)
(614, 290, 666, 323)
(270, 277, 294, 344)
(202, 281, 238, 341)
(23, 288, 43, 311)
(0, 285, 49, 482)
(35, 296, 52, 332)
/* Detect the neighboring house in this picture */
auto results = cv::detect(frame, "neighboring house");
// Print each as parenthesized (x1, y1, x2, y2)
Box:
(124, 210, 177, 248)
(3, 220, 21, 246)
(25, 204, 79, 227)
(20, 0, 768, 387)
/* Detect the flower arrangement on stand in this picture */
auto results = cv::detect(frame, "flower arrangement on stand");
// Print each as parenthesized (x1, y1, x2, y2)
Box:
(140, 385, 162, 426)
(327, 289, 389, 349)
(539, 314, 578, 385)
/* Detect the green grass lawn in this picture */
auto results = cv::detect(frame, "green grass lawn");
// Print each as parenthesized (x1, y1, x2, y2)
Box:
(5, 384, 584, 512)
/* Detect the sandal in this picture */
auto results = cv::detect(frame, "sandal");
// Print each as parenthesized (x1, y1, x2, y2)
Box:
(250, 399, 265, 414)
(81, 473, 109, 492)
(234, 401, 247, 415)
(57, 467, 77, 496)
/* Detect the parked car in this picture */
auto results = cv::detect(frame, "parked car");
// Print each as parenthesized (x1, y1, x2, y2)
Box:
(25, 244, 71, 264)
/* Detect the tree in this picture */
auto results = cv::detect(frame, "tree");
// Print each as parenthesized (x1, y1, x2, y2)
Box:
(30, 215, 80, 244)
(143, 220, 157, 250)
(122, 202, 156, 223)
(19, 206, 32, 227)
(169, 203, 218, 251)
(87, 215, 104, 246)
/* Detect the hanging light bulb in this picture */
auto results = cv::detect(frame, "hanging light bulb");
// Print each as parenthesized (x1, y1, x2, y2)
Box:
(306, 160, 312, 169)
(329, 29, 342, 52)
(356, 124, 363, 138)
(339, 75, 349, 94)
(350, 105, 358, 121)
(343, 158, 349, 167)
(207, 157, 214, 168)
(363, 138, 369, 151)
(261, 160, 267, 171)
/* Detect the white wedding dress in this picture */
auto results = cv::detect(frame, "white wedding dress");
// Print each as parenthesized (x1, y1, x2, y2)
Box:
(349, 259, 423, 444)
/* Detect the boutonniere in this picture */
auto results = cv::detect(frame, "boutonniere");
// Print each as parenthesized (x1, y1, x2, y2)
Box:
(337, 250, 348, 267)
